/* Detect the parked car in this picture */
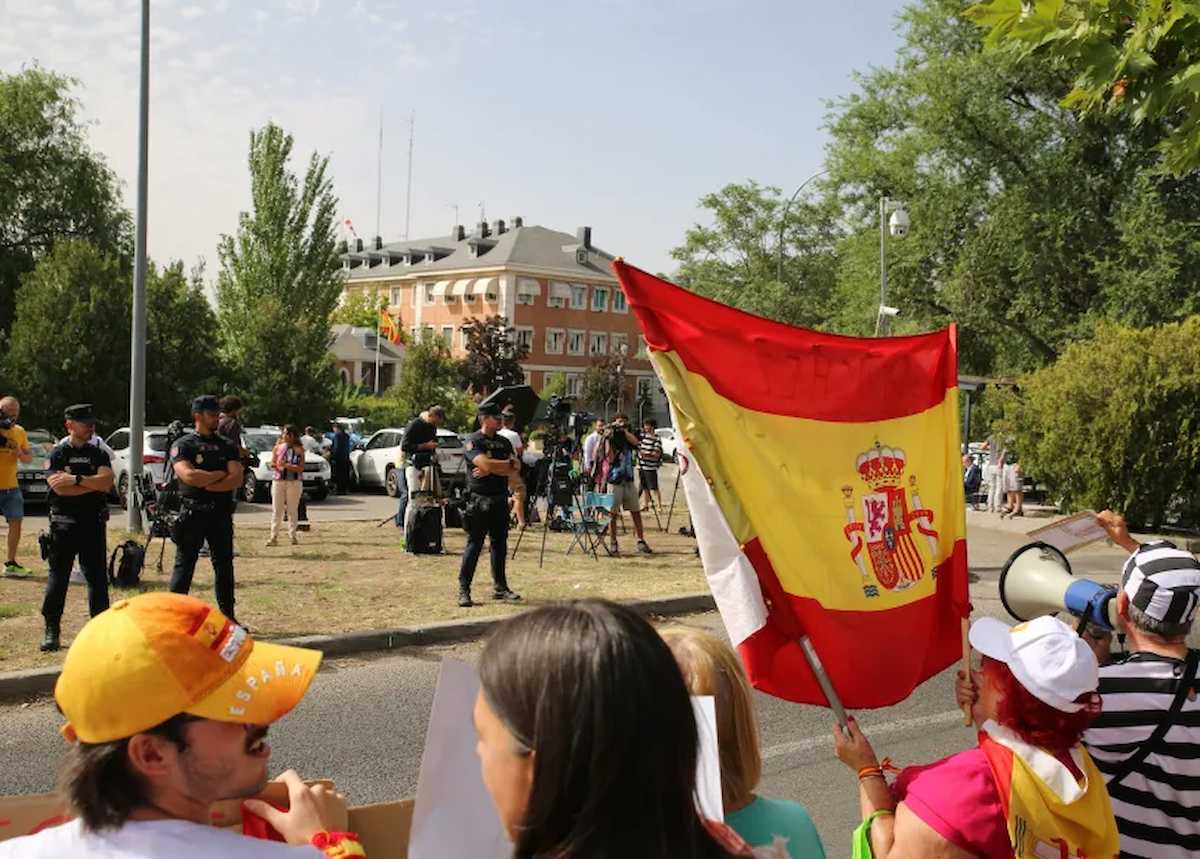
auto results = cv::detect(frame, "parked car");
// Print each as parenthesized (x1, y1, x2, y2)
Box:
(655, 427, 679, 462)
(16, 430, 55, 506)
(105, 427, 171, 508)
(241, 429, 331, 503)
(351, 428, 466, 497)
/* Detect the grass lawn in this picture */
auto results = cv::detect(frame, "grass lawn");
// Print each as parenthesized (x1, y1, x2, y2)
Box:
(0, 512, 703, 672)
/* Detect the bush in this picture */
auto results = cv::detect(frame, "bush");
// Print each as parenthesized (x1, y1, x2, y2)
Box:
(1002, 318, 1200, 528)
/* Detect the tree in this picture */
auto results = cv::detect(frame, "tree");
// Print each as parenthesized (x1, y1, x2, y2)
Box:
(966, 0, 1200, 174)
(457, 315, 529, 395)
(144, 261, 226, 422)
(670, 181, 840, 329)
(332, 288, 387, 329)
(388, 334, 474, 430)
(0, 67, 130, 336)
(216, 123, 343, 424)
(997, 317, 1200, 528)
(580, 355, 633, 417)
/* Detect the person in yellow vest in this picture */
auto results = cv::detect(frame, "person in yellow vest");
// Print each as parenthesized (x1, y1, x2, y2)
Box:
(833, 615, 1119, 858)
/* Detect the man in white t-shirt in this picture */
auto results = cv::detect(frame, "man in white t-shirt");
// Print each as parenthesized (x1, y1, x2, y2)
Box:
(581, 417, 605, 487)
(497, 407, 527, 529)
(0, 592, 355, 858)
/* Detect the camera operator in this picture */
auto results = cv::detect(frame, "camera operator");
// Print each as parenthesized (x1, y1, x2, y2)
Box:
(39, 404, 113, 652)
(601, 414, 652, 556)
(399, 405, 445, 534)
(0, 396, 34, 577)
(498, 406, 528, 530)
(168, 395, 244, 625)
(458, 402, 521, 608)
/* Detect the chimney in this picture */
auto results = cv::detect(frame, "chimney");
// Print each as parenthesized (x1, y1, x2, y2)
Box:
(354, 238, 364, 253)
(453, 224, 465, 241)
(477, 221, 490, 238)
(337, 239, 348, 254)
(576, 226, 592, 249)
(512, 215, 524, 228)
(373, 235, 382, 250)
(493, 219, 506, 235)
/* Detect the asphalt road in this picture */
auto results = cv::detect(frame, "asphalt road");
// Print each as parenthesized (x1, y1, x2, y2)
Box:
(0, 515, 1139, 853)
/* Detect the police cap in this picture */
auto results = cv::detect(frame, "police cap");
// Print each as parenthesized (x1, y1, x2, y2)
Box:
(191, 395, 220, 414)
(478, 402, 502, 418)
(64, 403, 97, 424)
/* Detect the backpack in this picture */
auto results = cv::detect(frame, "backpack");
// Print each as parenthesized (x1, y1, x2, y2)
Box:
(108, 540, 145, 589)
(407, 506, 443, 554)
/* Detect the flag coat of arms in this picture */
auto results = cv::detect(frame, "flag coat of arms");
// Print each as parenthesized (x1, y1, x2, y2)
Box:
(379, 309, 403, 345)
(613, 261, 969, 708)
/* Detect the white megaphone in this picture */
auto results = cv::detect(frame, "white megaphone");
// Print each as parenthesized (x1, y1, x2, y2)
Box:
(998, 542, 1118, 630)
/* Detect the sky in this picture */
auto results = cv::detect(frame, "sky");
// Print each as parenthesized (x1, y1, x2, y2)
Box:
(0, 0, 911, 278)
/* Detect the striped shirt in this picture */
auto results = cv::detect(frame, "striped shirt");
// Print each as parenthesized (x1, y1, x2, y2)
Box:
(1083, 651, 1200, 858)
(637, 433, 663, 469)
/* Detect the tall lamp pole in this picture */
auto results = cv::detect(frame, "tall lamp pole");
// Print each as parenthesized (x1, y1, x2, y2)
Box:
(127, 0, 150, 531)
(776, 168, 829, 283)
(875, 195, 910, 336)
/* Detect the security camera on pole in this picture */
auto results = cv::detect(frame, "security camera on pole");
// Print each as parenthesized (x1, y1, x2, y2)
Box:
(875, 196, 910, 336)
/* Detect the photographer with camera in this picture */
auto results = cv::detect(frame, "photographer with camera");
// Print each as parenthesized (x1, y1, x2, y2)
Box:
(0, 396, 34, 577)
(601, 414, 653, 556)
(39, 404, 114, 652)
(168, 395, 244, 625)
(458, 402, 522, 608)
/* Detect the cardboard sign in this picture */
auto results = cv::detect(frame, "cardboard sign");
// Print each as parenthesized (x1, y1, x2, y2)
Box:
(1027, 511, 1109, 555)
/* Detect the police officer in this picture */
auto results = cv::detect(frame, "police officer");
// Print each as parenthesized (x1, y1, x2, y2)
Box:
(41, 404, 114, 652)
(458, 402, 522, 607)
(168, 395, 244, 623)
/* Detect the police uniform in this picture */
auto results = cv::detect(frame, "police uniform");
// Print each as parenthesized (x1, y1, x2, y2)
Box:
(167, 395, 240, 620)
(41, 404, 111, 652)
(458, 404, 521, 607)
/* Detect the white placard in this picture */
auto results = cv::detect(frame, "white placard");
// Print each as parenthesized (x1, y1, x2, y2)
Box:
(1027, 511, 1109, 555)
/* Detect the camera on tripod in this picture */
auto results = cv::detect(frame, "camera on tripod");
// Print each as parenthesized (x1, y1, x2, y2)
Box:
(544, 396, 594, 440)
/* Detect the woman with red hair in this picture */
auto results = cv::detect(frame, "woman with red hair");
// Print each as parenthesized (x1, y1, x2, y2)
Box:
(833, 615, 1120, 858)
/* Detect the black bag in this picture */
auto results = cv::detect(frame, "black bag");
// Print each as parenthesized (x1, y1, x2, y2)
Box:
(108, 540, 145, 589)
(407, 506, 443, 554)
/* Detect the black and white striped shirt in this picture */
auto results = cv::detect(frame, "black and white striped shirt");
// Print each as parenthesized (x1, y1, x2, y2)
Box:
(1083, 651, 1200, 859)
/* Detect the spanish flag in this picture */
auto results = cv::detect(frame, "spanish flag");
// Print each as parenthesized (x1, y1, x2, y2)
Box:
(613, 261, 969, 708)
(379, 309, 403, 345)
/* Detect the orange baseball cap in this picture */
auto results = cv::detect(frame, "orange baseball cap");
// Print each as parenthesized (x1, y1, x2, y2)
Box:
(55, 593, 322, 744)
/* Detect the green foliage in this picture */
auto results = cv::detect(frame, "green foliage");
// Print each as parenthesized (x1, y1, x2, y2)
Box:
(1001, 317, 1200, 527)
(216, 123, 343, 425)
(332, 288, 387, 329)
(670, 181, 840, 328)
(0, 67, 130, 334)
(540, 371, 567, 399)
(457, 315, 529, 395)
(387, 334, 474, 431)
(966, 0, 1200, 174)
(145, 260, 226, 422)
(580, 355, 631, 416)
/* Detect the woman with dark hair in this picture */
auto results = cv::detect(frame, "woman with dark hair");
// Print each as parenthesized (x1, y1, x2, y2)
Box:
(833, 615, 1119, 858)
(474, 600, 760, 859)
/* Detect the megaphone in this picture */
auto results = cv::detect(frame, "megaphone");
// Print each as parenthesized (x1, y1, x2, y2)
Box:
(998, 542, 1117, 630)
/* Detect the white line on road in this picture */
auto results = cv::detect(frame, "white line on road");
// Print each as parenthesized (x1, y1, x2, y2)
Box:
(761, 708, 967, 761)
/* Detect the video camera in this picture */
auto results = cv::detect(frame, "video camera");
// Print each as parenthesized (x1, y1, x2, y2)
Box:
(542, 396, 594, 441)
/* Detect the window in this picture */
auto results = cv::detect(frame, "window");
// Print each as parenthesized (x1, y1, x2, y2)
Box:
(390, 286, 403, 306)
(566, 374, 583, 397)
(637, 335, 649, 358)
(441, 326, 454, 348)
(516, 293, 536, 306)
(546, 328, 565, 355)
(515, 326, 535, 354)
(424, 283, 435, 304)
(523, 370, 533, 385)
(613, 288, 628, 313)
(589, 332, 608, 356)
(464, 293, 477, 304)
(485, 290, 498, 303)
(567, 329, 585, 356)
(591, 287, 609, 312)
(570, 285, 587, 310)
(549, 295, 566, 309)
(423, 326, 435, 342)
(611, 333, 629, 356)
(106, 430, 130, 451)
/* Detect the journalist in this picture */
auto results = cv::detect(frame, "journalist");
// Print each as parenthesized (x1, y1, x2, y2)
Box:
(582, 417, 605, 488)
(399, 406, 445, 535)
(167, 396, 244, 625)
(40, 404, 114, 653)
(602, 415, 652, 556)
(0, 396, 33, 577)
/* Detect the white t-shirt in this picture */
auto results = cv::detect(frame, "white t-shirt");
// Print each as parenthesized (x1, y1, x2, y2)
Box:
(0, 818, 322, 858)
(497, 428, 523, 457)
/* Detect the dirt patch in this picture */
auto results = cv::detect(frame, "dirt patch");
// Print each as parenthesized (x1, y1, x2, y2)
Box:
(0, 514, 703, 672)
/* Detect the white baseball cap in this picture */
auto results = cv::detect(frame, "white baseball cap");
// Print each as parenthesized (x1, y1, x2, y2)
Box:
(968, 615, 1098, 713)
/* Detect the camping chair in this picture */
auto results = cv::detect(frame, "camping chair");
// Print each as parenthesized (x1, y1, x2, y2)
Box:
(565, 491, 616, 559)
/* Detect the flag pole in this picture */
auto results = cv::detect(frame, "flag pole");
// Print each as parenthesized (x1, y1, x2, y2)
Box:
(374, 307, 382, 394)
(798, 635, 848, 730)
(961, 618, 973, 726)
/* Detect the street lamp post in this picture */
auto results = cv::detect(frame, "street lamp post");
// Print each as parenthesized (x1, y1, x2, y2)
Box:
(776, 169, 830, 283)
(875, 195, 910, 336)
(127, 0, 150, 531)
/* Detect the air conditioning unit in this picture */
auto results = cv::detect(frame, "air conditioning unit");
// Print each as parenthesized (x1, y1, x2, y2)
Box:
(575, 247, 589, 265)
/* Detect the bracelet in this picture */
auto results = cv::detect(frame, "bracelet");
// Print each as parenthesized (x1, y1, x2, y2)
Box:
(311, 831, 367, 858)
(858, 765, 884, 780)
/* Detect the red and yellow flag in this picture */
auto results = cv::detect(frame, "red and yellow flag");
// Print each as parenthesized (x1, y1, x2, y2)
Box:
(613, 261, 969, 708)
(379, 309, 403, 345)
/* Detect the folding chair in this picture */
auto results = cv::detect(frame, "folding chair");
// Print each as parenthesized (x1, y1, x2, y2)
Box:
(565, 491, 616, 559)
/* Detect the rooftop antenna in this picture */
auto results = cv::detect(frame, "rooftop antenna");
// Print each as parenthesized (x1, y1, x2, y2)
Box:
(375, 106, 383, 238)
(404, 111, 415, 240)
(478, 201, 486, 223)
(450, 203, 460, 226)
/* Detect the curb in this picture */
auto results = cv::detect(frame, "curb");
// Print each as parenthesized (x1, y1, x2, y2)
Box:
(0, 592, 716, 703)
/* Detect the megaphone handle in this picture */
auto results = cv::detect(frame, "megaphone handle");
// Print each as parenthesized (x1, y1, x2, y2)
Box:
(961, 618, 973, 727)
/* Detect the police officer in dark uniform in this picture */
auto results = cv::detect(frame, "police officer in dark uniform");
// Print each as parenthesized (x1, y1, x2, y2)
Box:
(458, 402, 522, 607)
(41, 404, 114, 652)
(168, 395, 243, 622)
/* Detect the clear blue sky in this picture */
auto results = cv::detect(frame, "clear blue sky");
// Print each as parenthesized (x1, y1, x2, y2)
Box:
(2, 0, 911, 276)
